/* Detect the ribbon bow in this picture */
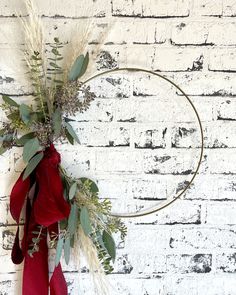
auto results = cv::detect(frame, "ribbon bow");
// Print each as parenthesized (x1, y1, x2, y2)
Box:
(10, 144, 70, 295)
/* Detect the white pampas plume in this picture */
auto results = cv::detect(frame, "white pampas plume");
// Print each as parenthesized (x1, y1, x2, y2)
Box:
(21, 0, 46, 72)
(76, 226, 110, 295)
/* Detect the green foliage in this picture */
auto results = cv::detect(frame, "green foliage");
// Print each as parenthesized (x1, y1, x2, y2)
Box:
(69, 182, 77, 200)
(80, 206, 93, 236)
(0, 146, 7, 155)
(68, 53, 89, 81)
(28, 51, 48, 119)
(23, 137, 41, 163)
(19, 104, 32, 124)
(80, 177, 99, 193)
(23, 152, 43, 180)
(16, 132, 35, 146)
(52, 107, 62, 138)
(28, 226, 45, 257)
(102, 230, 116, 262)
(68, 203, 79, 235)
(47, 37, 64, 90)
(57, 170, 127, 274)
(64, 237, 70, 265)
(65, 128, 74, 145)
(2, 95, 19, 107)
(64, 122, 80, 144)
(55, 237, 64, 266)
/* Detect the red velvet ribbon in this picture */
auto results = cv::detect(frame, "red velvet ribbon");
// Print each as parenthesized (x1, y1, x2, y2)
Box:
(10, 144, 70, 295)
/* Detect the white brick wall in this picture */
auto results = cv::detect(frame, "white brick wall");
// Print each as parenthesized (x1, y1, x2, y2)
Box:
(0, 0, 236, 294)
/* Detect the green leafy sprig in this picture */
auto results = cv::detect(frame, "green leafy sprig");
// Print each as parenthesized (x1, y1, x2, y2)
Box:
(54, 168, 127, 274)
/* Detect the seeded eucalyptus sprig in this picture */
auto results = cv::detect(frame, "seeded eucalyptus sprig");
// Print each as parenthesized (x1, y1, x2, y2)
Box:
(54, 167, 127, 274)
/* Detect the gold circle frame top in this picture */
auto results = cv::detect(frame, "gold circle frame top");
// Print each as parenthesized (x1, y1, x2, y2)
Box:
(83, 68, 204, 218)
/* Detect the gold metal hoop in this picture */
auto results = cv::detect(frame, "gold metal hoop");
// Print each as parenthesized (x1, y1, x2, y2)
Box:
(82, 68, 204, 218)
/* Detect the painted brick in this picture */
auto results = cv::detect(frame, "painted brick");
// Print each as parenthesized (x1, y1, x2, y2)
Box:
(169, 226, 236, 250)
(133, 125, 168, 149)
(185, 174, 236, 201)
(216, 253, 236, 273)
(171, 21, 236, 46)
(88, 74, 133, 98)
(153, 48, 204, 72)
(217, 98, 236, 121)
(0, 274, 21, 295)
(209, 48, 236, 72)
(143, 149, 203, 175)
(112, 0, 190, 18)
(126, 226, 171, 252)
(172, 121, 236, 148)
(206, 149, 236, 174)
(162, 275, 236, 295)
(0, 198, 16, 226)
(72, 123, 130, 147)
(134, 201, 201, 225)
(193, 0, 223, 16)
(117, 252, 166, 274)
(95, 150, 143, 173)
(167, 254, 212, 273)
(171, 21, 211, 45)
(56, 145, 96, 179)
(206, 202, 236, 225)
(173, 72, 236, 96)
(95, 20, 167, 45)
(0, 0, 109, 18)
(223, 0, 236, 16)
(0, 18, 168, 46)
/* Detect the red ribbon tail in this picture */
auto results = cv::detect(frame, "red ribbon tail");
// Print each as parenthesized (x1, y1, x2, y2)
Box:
(22, 230, 49, 295)
(11, 227, 24, 264)
(50, 264, 68, 295)
(10, 144, 70, 295)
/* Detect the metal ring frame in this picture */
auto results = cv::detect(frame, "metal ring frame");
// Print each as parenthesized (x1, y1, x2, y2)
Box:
(83, 68, 204, 218)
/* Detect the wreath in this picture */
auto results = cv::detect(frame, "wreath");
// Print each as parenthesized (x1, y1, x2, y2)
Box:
(0, 1, 204, 294)
(1, 1, 126, 294)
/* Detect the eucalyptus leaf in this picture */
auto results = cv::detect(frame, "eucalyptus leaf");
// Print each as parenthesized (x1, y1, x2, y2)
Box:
(65, 128, 74, 145)
(0, 129, 5, 136)
(80, 207, 93, 236)
(2, 95, 19, 107)
(70, 235, 75, 248)
(102, 231, 116, 262)
(64, 237, 70, 265)
(68, 54, 84, 81)
(96, 231, 106, 250)
(23, 152, 43, 180)
(68, 203, 79, 235)
(0, 146, 7, 155)
(16, 132, 35, 146)
(79, 52, 89, 78)
(19, 104, 31, 124)
(65, 122, 80, 144)
(55, 238, 64, 266)
(23, 138, 41, 163)
(52, 108, 62, 138)
(69, 182, 77, 200)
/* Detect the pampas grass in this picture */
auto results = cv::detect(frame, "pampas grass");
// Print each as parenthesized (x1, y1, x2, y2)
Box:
(77, 226, 110, 295)
(21, 0, 46, 74)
